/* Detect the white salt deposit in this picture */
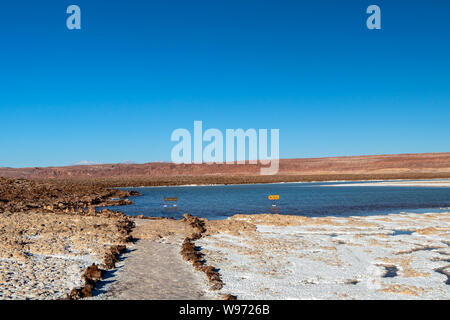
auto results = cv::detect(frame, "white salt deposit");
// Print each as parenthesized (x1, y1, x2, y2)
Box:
(197, 211, 450, 299)
(321, 180, 450, 188)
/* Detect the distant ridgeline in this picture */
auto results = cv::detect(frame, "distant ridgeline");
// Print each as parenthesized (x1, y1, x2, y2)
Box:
(0, 153, 449, 186)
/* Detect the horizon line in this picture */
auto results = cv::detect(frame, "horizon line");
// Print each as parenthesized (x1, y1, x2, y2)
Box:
(1, 151, 449, 170)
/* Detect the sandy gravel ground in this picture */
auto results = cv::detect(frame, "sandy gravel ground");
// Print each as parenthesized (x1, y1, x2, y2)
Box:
(91, 219, 216, 300)
(198, 211, 450, 299)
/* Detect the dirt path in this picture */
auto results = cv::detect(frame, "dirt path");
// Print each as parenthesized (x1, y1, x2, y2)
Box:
(92, 219, 215, 300)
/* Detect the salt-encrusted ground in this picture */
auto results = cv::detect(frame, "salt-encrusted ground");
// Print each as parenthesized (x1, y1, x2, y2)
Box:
(90, 238, 215, 300)
(322, 180, 450, 187)
(198, 211, 450, 299)
(90, 219, 217, 300)
(0, 255, 97, 300)
(0, 212, 126, 300)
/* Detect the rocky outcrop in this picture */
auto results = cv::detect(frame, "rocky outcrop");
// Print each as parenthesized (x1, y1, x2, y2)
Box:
(67, 264, 104, 299)
(0, 177, 139, 214)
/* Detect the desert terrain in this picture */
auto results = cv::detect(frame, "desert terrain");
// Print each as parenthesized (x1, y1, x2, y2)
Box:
(1, 153, 449, 300)
(0, 153, 449, 187)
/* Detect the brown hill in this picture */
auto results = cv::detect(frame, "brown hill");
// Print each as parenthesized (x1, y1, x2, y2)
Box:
(0, 153, 449, 186)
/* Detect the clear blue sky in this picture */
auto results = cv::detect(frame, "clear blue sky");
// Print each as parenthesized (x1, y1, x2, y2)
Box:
(0, 0, 449, 167)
